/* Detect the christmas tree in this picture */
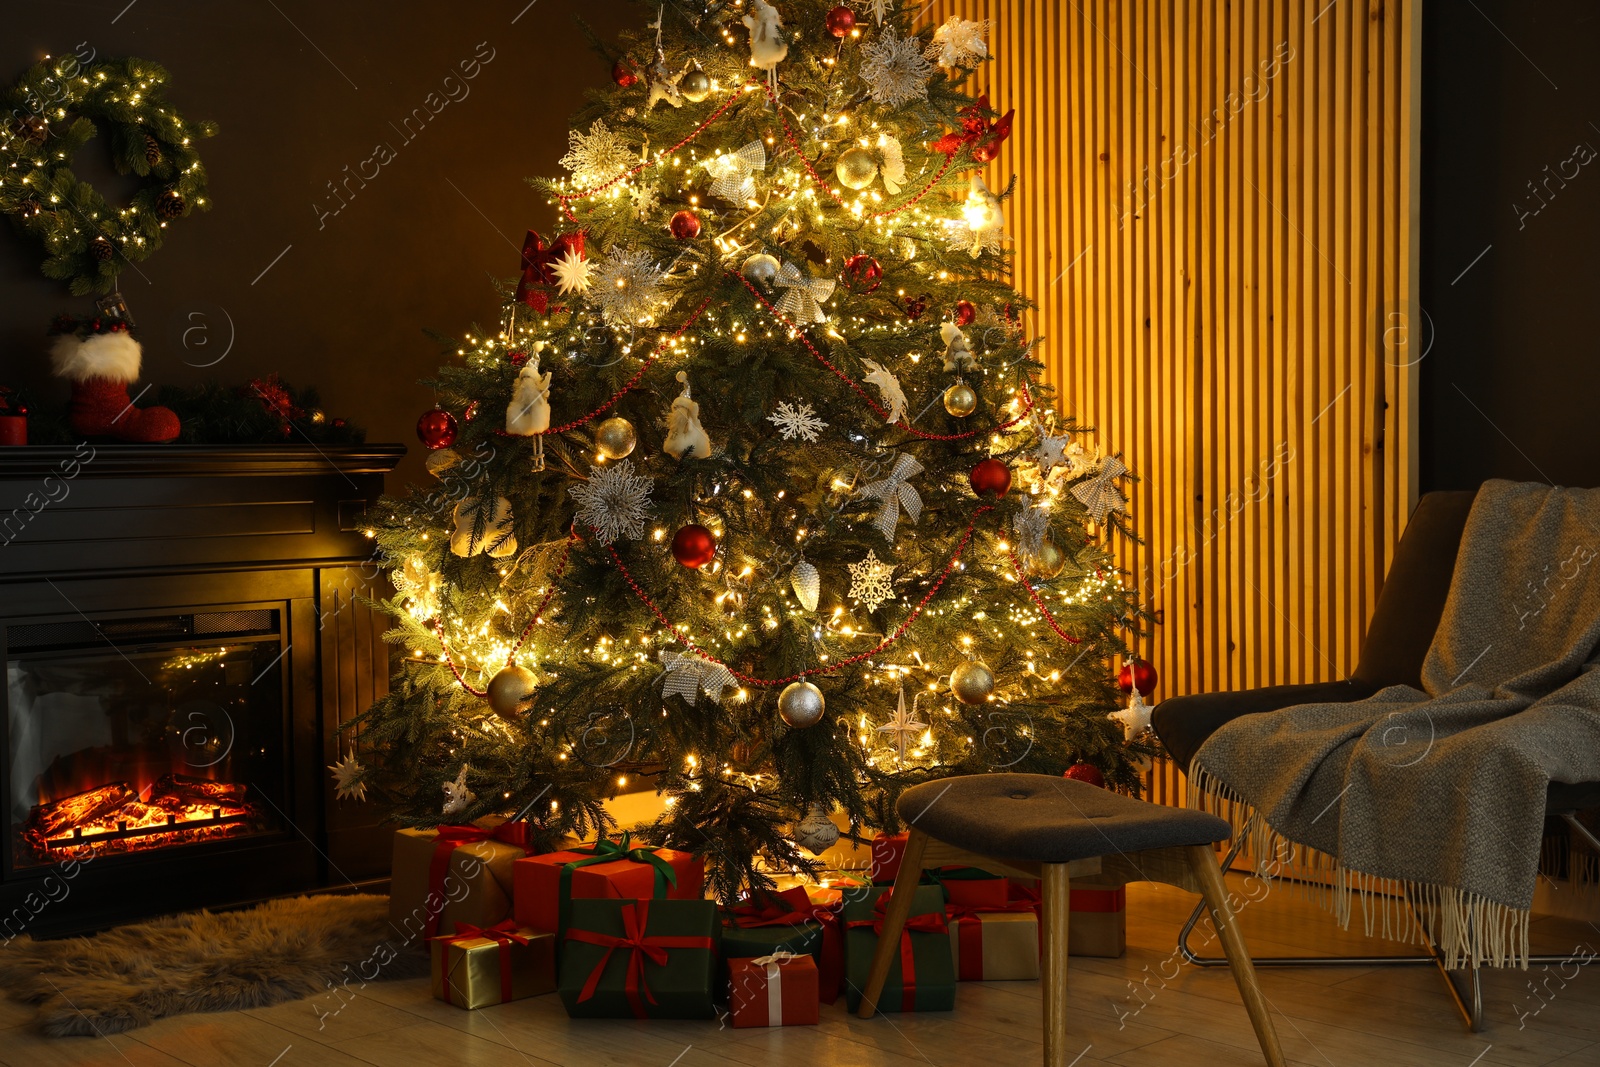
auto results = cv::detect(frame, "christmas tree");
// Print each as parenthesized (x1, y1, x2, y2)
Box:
(350, 0, 1154, 903)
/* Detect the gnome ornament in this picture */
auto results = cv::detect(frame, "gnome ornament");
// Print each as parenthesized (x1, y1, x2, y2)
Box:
(662, 371, 711, 460)
(743, 0, 788, 93)
(505, 343, 553, 471)
(940, 323, 977, 372)
(50, 322, 180, 442)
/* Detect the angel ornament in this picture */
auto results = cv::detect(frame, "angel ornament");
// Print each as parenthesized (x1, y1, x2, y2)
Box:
(663, 371, 712, 460)
(506, 344, 553, 472)
(743, 0, 788, 94)
(940, 323, 977, 372)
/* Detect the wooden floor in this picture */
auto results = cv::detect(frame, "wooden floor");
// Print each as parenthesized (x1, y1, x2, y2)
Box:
(2, 875, 1596, 1067)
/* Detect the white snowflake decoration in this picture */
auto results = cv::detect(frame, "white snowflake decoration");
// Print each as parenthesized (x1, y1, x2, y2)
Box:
(630, 182, 661, 220)
(860, 359, 908, 425)
(860, 26, 933, 108)
(551, 249, 593, 295)
(848, 550, 897, 612)
(877, 688, 929, 761)
(927, 17, 989, 68)
(590, 247, 669, 325)
(442, 765, 475, 818)
(768, 400, 827, 442)
(865, 0, 893, 25)
(569, 459, 654, 543)
(559, 120, 635, 189)
(328, 753, 367, 802)
(704, 141, 766, 202)
(1011, 498, 1050, 561)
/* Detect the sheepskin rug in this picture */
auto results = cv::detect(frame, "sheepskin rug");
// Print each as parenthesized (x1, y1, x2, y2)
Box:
(0, 894, 428, 1036)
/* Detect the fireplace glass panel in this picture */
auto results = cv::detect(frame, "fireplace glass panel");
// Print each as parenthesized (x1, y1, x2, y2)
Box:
(6, 612, 287, 869)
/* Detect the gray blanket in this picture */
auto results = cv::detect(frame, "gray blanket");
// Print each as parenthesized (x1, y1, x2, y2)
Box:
(1191, 480, 1600, 967)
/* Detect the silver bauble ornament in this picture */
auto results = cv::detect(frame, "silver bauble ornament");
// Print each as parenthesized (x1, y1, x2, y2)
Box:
(680, 69, 712, 103)
(486, 665, 538, 717)
(793, 802, 841, 854)
(741, 252, 781, 286)
(835, 146, 878, 190)
(790, 560, 821, 612)
(949, 658, 995, 705)
(778, 680, 826, 728)
(595, 415, 638, 460)
(943, 380, 978, 417)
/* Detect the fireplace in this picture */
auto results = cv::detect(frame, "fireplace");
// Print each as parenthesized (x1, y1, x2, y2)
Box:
(0, 445, 403, 936)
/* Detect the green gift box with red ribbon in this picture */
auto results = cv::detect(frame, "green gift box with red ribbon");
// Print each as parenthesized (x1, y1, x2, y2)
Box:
(558, 898, 720, 1019)
(429, 919, 556, 1009)
(513, 833, 705, 936)
(841, 884, 955, 1013)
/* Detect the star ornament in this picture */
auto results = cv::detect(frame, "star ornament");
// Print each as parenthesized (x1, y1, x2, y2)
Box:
(877, 687, 929, 760)
(704, 140, 767, 202)
(551, 248, 593, 295)
(848, 550, 897, 612)
(328, 753, 367, 802)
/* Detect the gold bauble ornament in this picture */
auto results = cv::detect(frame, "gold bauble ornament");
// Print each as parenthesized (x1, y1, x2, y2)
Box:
(485, 665, 537, 717)
(595, 416, 638, 460)
(943, 380, 977, 417)
(742, 252, 781, 286)
(680, 69, 712, 103)
(1029, 538, 1065, 579)
(778, 680, 826, 728)
(949, 658, 995, 705)
(835, 147, 878, 190)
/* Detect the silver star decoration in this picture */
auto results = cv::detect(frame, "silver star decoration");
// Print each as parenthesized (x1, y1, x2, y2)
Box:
(328, 752, 367, 802)
(647, 59, 687, 110)
(926, 17, 989, 68)
(1011, 499, 1050, 561)
(859, 452, 923, 540)
(658, 650, 736, 706)
(847, 550, 896, 612)
(569, 459, 654, 544)
(558, 119, 636, 188)
(774, 260, 836, 324)
(1110, 686, 1153, 741)
(442, 764, 475, 818)
(1071, 456, 1129, 524)
(860, 26, 933, 108)
(704, 140, 766, 202)
(768, 399, 827, 442)
(860, 359, 908, 425)
(1034, 431, 1073, 478)
(877, 688, 928, 760)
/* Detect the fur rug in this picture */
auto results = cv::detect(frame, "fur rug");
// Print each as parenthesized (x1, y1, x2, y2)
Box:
(0, 894, 429, 1036)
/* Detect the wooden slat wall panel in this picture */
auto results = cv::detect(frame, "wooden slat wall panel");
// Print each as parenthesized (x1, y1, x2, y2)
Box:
(916, 2, 1422, 805)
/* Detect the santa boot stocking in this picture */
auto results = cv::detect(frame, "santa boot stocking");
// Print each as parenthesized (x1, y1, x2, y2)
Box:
(51, 327, 181, 443)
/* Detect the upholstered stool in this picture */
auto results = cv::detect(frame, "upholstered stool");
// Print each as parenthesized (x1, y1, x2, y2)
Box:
(856, 773, 1285, 1067)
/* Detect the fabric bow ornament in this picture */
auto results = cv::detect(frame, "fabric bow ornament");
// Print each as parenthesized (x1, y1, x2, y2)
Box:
(515, 228, 585, 314)
(860, 452, 923, 539)
(657, 650, 735, 706)
(704, 140, 767, 202)
(929, 93, 1014, 161)
(1071, 455, 1128, 524)
(774, 260, 837, 325)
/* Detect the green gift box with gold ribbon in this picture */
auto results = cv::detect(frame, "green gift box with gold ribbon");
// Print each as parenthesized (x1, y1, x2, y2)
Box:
(557, 898, 720, 1019)
(841, 884, 955, 1013)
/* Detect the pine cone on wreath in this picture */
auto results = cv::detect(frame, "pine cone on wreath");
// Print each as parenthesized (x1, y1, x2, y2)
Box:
(89, 235, 114, 261)
(143, 133, 161, 167)
(156, 189, 185, 219)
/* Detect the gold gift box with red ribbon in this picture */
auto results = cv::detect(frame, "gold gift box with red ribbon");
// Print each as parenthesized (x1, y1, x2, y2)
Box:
(943, 876, 1040, 981)
(430, 920, 556, 1010)
(390, 821, 532, 944)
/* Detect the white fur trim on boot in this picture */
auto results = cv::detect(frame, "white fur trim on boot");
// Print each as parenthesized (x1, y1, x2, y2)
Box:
(51, 331, 143, 383)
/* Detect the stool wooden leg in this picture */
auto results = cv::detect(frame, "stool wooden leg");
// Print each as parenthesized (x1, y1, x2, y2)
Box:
(855, 827, 931, 1018)
(1040, 862, 1073, 1067)
(1185, 844, 1286, 1067)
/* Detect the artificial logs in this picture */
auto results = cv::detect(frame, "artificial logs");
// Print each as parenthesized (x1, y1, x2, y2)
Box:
(353, 0, 1153, 906)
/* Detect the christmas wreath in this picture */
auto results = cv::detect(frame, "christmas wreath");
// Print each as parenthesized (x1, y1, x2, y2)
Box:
(0, 55, 216, 295)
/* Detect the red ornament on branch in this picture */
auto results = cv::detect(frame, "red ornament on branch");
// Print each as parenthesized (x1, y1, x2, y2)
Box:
(671, 524, 717, 568)
(903, 294, 930, 321)
(839, 253, 882, 295)
(825, 5, 856, 37)
(1063, 763, 1106, 788)
(954, 299, 977, 326)
(969, 458, 1012, 498)
(669, 210, 701, 240)
(416, 407, 458, 451)
(514, 228, 585, 315)
(1117, 658, 1159, 698)
(612, 59, 639, 88)
(929, 93, 1015, 162)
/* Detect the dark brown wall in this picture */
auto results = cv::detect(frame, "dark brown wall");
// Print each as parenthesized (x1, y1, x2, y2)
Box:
(0, 0, 633, 486)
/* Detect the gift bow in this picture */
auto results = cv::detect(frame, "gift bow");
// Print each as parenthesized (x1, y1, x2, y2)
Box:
(424, 821, 533, 937)
(514, 228, 585, 315)
(430, 919, 532, 1006)
(566, 900, 715, 1018)
(751, 949, 801, 979)
(1070, 455, 1129, 524)
(704, 140, 766, 202)
(551, 832, 680, 935)
(658, 650, 735, 706)
(929, 94, 1014, 159)
(845, 905, 950, 1012)
(860, 453, 923, 540)
(775, 261, 836, 325)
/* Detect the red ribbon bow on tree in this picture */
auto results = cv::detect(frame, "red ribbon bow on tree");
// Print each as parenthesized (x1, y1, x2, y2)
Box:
(514, 228, 585, 315)
(845, 897, 950, 1012)
(429, 919, 532, 1005)
(929, 94, 1014, 162)
(566, 900, 715, 1019)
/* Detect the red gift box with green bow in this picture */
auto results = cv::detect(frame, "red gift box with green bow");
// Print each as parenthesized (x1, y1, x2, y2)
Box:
(513, 833, 705, 936)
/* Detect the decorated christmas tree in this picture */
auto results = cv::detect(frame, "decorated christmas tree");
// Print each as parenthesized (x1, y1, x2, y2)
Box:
(348, 0, 1156, 903)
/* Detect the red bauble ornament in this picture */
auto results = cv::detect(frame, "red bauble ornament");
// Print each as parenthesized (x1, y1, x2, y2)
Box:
(969, 458, 1012, 498)
(904, 294, 930, 320)
(612, 59, 639, 88)
(669, 210, 701, 240)
(839, 253, 882, 294)
(1117, 658, 1159, 697)
(824, 5, 857, 37)
(971, 140, 1002, 164)
(671, 524, 717, 568)
(416, 407, 458, 451)
(1063, 762, 1106, 788)
(954, 299, 977, 326)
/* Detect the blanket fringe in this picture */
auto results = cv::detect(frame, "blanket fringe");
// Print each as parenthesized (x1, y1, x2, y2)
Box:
(1188, 762, 1533, 970)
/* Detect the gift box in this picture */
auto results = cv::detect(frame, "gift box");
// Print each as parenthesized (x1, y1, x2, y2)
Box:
(947, 908, 1040, 981)
(390, 821, 531, 941)
(936, 869, 1012, 908)
(1009, 879, 1126, 958)
(721, 886, 845, 1004)
(728, 952, 820, 1027)
(870, 831, 910, 883)
(430, 920, 556, 1009)
(842, 885, 955, 1013)
(558, 898, 720, 1019)
(514, 834, 705, 935)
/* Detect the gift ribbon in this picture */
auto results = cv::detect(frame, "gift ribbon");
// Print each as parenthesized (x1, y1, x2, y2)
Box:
(424, 821, 532, 937)
(751, 951, 799, 1024)
(554, 833, 681, 933)
(847, 900, 949, 1012)
(430, 919, 531, 1005)
(565, 900, 715, 1019)
(726, 887, 844, 1004)
(944, 899, 1036, 982)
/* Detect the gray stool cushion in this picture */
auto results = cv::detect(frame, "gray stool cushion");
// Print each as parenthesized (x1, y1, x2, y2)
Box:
(896, 773, 1232, 863)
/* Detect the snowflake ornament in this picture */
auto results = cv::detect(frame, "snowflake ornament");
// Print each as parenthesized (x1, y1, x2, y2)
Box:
(927, 17, 989, 68)
(328, 752, 367, 803)
(569, 459, 654, 543)
(442, 765, 475, 818)
(704, 141, 767, 202)
(860, 26, 934, 107)
(590, 247, 669, 324)
(877, 687, 929, 761)
(559, 119, 636, 188)
(630, 182, 661, 220)
(1011, 498, 1050, 561)
(551, 248, 593, 295)
(860, 359, 908, 425)
(768, 400, 827, 442)
(848, 550, 897, 612)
